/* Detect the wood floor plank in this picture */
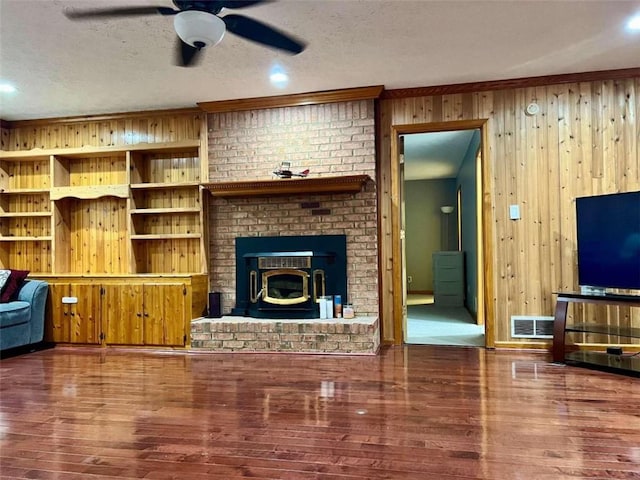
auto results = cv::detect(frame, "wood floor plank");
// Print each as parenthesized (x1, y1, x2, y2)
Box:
(1, 345, 639, 479)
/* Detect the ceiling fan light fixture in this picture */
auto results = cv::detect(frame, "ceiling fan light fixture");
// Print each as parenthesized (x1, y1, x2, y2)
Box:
(174, 10, 226, 48)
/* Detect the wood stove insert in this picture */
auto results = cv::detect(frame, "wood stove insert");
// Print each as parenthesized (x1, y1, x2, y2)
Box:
(233, 235, 347, 319)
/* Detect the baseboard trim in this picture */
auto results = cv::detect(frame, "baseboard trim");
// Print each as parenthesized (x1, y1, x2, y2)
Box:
(494, 341, 550, 350)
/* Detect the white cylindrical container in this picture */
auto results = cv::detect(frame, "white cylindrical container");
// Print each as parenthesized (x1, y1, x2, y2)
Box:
(325, 295, 333, 318)
(319, 297, 328, 319)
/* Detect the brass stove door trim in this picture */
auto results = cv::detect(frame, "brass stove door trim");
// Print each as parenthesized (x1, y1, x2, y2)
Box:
(262, 269, 310, 305)
(249, 270, 261, 303)
(313, 269, 325, 303)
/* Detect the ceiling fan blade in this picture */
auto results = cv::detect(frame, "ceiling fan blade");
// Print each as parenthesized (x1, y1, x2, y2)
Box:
(222, 14, 305, 54)
(65, 6, 178, 20)
(172, 1, 268, 13)
(218, 1, 270, 8)
(175, 37, 203, 67)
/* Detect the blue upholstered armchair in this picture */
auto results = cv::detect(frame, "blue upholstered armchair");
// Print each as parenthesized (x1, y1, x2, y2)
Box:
(0, 279, 49, 352)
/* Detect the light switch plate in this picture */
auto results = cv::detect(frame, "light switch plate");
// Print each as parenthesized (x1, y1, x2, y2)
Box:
(509, 204, 521, 220)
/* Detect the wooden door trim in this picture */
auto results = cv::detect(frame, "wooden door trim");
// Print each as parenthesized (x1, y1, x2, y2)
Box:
(390, 119, 494, 347)
(390, 130, 402, 345)
(479, 123, 495, 348)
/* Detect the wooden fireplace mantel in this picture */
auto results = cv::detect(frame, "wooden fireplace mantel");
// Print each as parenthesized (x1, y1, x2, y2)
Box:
(203, 174, 370, 198)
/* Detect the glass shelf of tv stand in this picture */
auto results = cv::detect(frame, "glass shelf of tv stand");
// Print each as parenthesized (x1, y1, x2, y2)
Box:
(556, 291, 640, 339)
(564, 323, 640, 338)
(564, 351, 640, 377)
(555, 291, 640, 303)
(553, 292, 640, 377)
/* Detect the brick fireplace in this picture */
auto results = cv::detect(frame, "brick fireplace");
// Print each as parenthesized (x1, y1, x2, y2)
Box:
(206, 99, 378, 317)
(192, 99, 380, 353)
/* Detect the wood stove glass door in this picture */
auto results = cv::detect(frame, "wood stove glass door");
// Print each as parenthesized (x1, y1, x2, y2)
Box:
(261, 269, 309, 305)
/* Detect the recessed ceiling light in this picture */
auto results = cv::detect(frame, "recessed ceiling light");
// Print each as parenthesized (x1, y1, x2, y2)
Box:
(269, 66, 289, 88)
(0, 83, 16, 93)
(627, 14, 640, 31)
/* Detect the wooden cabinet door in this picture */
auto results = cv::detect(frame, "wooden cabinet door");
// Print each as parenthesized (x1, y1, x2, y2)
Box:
(45, 283, 71, 343)
(68, 283, 102, 344)
(102, 283, 143, 345)
(45, 282, 102, 344)
(143, 283, 186, 346)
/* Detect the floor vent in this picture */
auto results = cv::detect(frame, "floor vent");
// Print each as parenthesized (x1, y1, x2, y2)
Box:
(511, 316, 555, 339)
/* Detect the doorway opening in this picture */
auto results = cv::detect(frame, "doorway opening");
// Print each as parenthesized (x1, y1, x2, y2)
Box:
(393, 120, 491, 347)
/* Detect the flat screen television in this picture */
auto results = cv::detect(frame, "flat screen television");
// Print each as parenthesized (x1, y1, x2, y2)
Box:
(576, 190, 640, 292)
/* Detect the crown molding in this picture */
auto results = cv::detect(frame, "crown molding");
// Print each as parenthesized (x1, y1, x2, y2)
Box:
(4, 107, 203, 128)
(6, 68, 637, 127)
(198, 86, 384, 113)
(381, 67, 640, 99)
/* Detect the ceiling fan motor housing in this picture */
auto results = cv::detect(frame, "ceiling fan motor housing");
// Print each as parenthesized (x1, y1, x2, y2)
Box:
(174, 10, 226, 48)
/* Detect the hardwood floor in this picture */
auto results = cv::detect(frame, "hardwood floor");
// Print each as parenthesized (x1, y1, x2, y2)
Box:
(1, 345, 639, 479)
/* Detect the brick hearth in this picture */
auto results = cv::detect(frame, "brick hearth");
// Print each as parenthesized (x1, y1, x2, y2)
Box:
(190, 317, 380, 355)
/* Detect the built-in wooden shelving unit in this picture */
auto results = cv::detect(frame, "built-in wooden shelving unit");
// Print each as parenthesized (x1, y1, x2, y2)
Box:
(2, 110, 210, 349)
(50, 184, 130, 200)
(203, 174, 370, 198)
(130, 181, 201, 190)
(0, 236, 53, 242)
(0, 140, 207, 275)
(0, 211, 51, 217)
(130, 207, 200, 214)
(0, 140, 200, 159)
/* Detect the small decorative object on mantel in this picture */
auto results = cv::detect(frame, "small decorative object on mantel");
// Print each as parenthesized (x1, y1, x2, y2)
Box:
(273, 161, 309, 179)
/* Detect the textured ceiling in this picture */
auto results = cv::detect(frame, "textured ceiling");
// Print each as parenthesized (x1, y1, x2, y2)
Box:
(1, 0, 639, 122)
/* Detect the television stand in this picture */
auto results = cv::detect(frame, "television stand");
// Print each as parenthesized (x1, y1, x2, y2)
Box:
(552, 292, 640, 377)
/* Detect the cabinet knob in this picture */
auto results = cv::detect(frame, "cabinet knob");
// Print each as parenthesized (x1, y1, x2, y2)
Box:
(137, 313, 142, 317)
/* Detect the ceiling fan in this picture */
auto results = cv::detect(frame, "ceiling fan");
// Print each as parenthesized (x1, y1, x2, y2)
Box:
(64, 0, 306, 67)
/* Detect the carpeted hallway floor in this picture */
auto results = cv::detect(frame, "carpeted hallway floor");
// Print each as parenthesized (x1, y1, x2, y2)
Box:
(406, 294, 485, 346)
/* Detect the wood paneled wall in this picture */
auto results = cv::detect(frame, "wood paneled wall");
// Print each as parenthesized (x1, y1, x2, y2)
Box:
(0, 123, 9, 151)
(68, 198, 128, 274)
(378, 78, 640, 346)
(3, 110, 202, 150)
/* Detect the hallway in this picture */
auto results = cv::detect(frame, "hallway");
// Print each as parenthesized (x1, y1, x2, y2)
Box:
(406, 294, 484, 346)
